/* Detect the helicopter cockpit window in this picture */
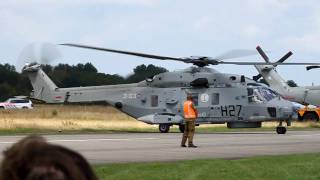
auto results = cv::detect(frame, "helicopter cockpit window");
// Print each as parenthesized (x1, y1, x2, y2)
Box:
(248, 87, 278, 103)
(259, 87, 278, 101)
(151, 95, 158, 107)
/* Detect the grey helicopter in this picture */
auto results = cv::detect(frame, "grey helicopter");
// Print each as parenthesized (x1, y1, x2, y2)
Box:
(253, 46, 320, 106)
(252, 46, 320, 121)
(22, 43, 320, 134)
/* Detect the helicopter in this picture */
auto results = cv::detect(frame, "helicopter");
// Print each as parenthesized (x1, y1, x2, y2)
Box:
(253, 46, 320, 106)
(22, 43, 320, 134)
(253, 46, 320, 121)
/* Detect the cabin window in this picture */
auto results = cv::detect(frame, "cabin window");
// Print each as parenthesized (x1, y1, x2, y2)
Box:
(151, 95, 158, 107)
(10, 99, 29, 103)
(247, 88, 254, 103)
(212, 93, 219, 105)
(191, 94, 198, 106)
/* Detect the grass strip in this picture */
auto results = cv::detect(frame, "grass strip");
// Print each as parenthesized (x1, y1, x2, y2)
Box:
(94, 153, 320, 180)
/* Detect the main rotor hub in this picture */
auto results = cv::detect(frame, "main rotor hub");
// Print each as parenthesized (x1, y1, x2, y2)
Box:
(185, 57, 219, 67)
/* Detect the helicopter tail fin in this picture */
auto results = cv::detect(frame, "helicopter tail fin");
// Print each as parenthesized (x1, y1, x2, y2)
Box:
(23, 63, 58, 102)
(254, 64, 291, 94)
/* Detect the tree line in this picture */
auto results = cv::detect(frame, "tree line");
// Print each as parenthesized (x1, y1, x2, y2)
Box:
(0, 62, 298, 101)
(0, 63, 167, 101)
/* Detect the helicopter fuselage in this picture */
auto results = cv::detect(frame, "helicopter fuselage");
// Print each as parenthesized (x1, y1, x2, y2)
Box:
(26, 65, 294, 132)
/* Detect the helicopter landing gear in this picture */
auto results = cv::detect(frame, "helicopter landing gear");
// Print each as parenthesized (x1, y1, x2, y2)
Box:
(179, 124, 185, 133)
(159, 124, 170, 133)
(276, 121, 287, 134)
(276, 126, 287, 134)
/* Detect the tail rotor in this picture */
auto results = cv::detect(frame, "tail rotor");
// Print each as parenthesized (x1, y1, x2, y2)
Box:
(253, 46, 293, 81)
(16, 42, 61, 72)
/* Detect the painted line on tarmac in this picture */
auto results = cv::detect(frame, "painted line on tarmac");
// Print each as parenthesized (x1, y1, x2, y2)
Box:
(0, 138, 160, 145)
(0, 141, 17, 144)
(49, 137, 160, 143)
(289, 133, 320, 137)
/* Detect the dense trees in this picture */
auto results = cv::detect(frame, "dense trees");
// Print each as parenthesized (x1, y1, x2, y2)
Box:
(0, 64, 31, 100)
(126, 64, 168, 83)
(0, 63, 167, 101)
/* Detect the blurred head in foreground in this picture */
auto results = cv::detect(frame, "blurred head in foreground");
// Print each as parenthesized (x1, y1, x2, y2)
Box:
(0, 135, 97, 180)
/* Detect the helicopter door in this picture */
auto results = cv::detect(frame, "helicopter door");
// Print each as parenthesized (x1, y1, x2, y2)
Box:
(163, 88, 180, 114)
(209, 93, 221, 119)
(189, 90, 221, 121)
(182, 89, 209, 121)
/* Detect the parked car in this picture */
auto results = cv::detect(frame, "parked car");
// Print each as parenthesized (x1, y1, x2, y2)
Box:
(0, 98, 33, 109)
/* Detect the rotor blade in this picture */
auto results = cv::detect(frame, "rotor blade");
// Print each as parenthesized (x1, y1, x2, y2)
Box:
(213, 61, 320, 65)
(276, 51, 293, 63)
(256, 46, 269, 62)
(306, 66, 320, 71)
(40, 43, 61, 64)
(214, 49, 258, 60)
(60, 43, 185, 62)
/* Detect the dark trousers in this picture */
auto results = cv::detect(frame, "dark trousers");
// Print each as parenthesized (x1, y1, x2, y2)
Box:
(181, 120, 195, 146)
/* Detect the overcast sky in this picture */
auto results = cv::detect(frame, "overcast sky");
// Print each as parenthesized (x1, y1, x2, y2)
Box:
(1, 0, 320, 86)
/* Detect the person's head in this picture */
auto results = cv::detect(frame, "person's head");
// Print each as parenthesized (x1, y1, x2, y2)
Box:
(0, 135, 97, 180)
(187, 94, 193, 100)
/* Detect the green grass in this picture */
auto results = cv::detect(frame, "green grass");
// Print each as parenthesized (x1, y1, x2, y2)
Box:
(94, 153, 320, 180)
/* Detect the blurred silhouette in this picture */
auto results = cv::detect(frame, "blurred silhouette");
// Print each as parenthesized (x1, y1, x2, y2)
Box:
(0, 135, 97, 180)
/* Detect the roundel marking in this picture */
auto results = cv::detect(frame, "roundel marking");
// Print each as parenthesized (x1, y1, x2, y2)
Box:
(200, 93, 209, 103)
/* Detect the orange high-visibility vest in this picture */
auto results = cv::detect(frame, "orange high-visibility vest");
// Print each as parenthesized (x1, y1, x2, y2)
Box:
(183, 100, 197, 119)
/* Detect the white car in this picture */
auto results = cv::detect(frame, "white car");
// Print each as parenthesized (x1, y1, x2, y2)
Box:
(0, 98, 33, 109)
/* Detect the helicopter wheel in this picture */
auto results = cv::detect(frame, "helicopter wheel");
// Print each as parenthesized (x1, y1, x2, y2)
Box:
(179, 124, 185, 133)
(159, 124, 170, 133)
(276, 126, 287, 134)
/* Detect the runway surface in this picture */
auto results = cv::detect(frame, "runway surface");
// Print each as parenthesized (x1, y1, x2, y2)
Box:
(0, 130, 320, 164)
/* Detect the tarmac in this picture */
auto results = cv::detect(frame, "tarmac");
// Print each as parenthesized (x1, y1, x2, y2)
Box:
(0, 130, 320, 164)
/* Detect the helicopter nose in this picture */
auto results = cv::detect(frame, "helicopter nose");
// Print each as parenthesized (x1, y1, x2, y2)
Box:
(278, 106, 294, 119)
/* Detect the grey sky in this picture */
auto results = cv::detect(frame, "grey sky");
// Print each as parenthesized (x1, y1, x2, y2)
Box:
(1, 0, 320, 85)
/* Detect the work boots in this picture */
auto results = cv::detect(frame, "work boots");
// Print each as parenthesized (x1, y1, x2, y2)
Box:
(188, 144, 197, 148)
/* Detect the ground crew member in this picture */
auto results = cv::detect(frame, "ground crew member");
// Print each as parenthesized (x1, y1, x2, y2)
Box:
(181, 94, 198, 148)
